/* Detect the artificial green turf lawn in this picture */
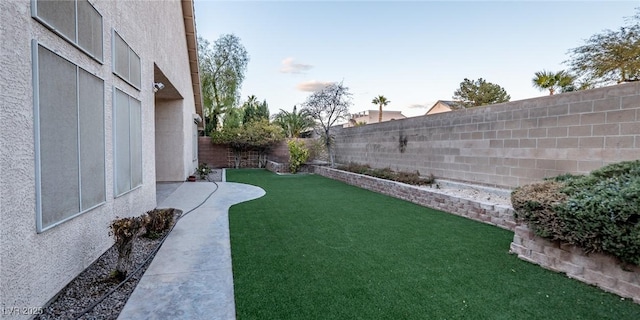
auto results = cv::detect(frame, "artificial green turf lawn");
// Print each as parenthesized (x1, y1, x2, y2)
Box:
(227, 169, 640, 319)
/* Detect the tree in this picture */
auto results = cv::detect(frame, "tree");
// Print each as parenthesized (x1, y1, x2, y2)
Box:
(211, 119, 284, 168)
(532, 70, 575, 95)
(223, 106, 243, 129)
(371, 95, 390, 123)
(452, 78, 510, 108)
(301, 82, 352, 167)
(272, 105, 315, 138)
(566, 9, 640, 85)
(198, 34, 249, 134)
(242, 95, 269, 124)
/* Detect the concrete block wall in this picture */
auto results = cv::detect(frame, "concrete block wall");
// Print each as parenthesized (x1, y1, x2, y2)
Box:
(333, 82, 640, 189)
(198, 137, 229, 168)
(313, 166, 516, 231)
(510, 225, 640, 304)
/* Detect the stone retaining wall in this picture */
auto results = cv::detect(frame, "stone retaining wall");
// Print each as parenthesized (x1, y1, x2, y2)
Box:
(510, 225, 640, 304)
(312, 166, 516, 231)
(266, 160, 288, 174)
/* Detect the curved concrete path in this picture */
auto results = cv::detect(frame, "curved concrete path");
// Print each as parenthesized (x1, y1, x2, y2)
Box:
(118, 181, 265, 320)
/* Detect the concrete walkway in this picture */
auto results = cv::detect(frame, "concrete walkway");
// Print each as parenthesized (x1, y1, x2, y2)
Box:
(118, 181, 265, 320)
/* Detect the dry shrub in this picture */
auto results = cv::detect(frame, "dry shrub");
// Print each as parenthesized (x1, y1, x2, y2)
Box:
(109, 216, 145, 280)
(143, 208, 175, 239)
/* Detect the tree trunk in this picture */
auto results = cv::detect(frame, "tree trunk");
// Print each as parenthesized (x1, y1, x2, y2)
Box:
(233, 150, 240, 168)
(115, 239, 134, 279)
(378, 104, 382, 123)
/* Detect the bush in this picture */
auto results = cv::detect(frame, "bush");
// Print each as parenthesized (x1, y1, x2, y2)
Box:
(287, 139, 310, 173)
(109, 216, 145, 280)
(512, 160, 640, 265)
(142, 208, 176, 239)
(338, 162, 435, 186)
(308, 138, 328, 162)
(197, 163, 213, 180)
(511, 180, 569, 239)
(339, 162, 371, 175)
(109, 209, 179, 279)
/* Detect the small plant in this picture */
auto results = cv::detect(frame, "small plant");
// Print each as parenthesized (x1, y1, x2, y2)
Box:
(109, 216, 145, 281)
(287, 139, 310, 173)
(197, 162, 213, 180)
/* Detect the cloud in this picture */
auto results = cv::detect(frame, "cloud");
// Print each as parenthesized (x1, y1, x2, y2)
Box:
(296, 80, 335, 92)
(280, 57, 313, 74)
(408, 103, 429, 109)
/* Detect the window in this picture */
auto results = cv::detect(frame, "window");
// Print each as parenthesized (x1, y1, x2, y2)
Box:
(32, 0, 103, 61)
(33, 41, 105, 232)
(112, 30, 141, 89)
(114, 88, 142, 196)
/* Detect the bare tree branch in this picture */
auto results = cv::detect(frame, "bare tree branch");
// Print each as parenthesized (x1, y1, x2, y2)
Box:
(301, 82, 352, 167)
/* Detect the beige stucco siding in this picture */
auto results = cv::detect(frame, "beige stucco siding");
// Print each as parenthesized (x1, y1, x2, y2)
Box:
(0, 0, 199, 316)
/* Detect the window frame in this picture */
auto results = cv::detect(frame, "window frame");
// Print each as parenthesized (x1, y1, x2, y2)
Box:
(112, 29, 142, 90)
(32, 40, 107, 233)
(31, 0, 104, 63)
(112, 87, 143, 198)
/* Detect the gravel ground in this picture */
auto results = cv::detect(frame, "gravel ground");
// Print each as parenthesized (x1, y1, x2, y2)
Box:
(35, 212, 180, 320)
(421, 184, 512, 206)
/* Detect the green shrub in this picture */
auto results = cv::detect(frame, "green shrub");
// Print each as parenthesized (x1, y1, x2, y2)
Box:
(513, 160, 640, 265)
(287, 139, 310, 173)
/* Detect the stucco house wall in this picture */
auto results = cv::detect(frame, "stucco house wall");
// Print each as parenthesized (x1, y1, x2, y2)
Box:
(0, 0, 202, 317)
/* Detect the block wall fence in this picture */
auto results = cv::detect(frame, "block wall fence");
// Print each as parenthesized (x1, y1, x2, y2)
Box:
(333, 82, 640, 189)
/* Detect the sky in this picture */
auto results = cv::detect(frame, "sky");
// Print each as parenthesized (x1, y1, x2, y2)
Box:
(193, 0, 639, 118)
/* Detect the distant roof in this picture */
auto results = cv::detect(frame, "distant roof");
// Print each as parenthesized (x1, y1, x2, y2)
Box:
(436, 100, 463, 110)
(425, 100, 464, 114)
(350, 110, 406, 117)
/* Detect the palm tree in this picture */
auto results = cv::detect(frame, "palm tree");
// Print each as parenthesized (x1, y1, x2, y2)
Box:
(272, 105, 315, 138)
(371, 95, 390, 123)
(532, 70, 575, 95)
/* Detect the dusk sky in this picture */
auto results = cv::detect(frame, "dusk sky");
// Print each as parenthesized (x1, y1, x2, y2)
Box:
(194, 1, 638, 118)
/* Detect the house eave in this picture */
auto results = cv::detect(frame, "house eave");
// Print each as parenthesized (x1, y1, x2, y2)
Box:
(181, 0, 204, 130)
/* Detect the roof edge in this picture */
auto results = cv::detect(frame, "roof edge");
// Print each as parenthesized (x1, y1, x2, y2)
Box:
(181, 0, 205, 129)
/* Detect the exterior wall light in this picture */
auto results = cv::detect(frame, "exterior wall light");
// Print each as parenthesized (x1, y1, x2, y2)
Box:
(153, 82, 165, 93)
